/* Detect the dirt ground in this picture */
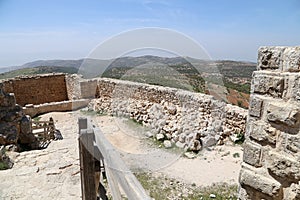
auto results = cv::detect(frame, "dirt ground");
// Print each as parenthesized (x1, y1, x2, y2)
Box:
(0, 111, 243, 199)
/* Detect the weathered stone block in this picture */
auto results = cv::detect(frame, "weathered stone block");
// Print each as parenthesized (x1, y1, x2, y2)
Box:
(258, 46, 286, 71)
(267, 102, 300, 128)
(252, 73, 284, 97)
(249, 121, 277, 145)
(249, 96, 263, 117)
(0, 122, 18, 145)
(288, 75, 300, 102)
(283, 183, 300, 200)
(80, 80, 98, 99)
(267, 151, 300, 181)
(239, 168, 282, 197)
(243, 141, 262, 167)
(0, 93, 16, 107)
(285, 135, 300, 153)
(282, 46, 300, 72)
(18, 115, 38, 149)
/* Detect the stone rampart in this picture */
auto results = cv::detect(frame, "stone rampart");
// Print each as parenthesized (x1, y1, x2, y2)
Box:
(238, 46, 300, 199)
(88, 78, 248, 150)
(0, 72, 248, 151)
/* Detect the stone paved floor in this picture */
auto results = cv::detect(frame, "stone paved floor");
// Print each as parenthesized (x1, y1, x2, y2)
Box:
(0, 112, 81, 200)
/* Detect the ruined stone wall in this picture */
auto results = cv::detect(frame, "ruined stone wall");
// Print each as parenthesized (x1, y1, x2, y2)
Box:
(0, 83, 38, 149)
(1, 74, 69, 106)
(88, 78, 247, 150)
(239, 46, 300, 199)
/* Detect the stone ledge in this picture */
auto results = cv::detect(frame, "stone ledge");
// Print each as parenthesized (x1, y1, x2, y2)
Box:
(23, 99, 89, 117)
(239, 168, 282, 197)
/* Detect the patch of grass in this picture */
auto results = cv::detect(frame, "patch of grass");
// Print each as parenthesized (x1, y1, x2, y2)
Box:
(0, 161, 10, 170)
(122, 117, 149, 133)
(187, 184, 238, 200)
(233, 152, 240, 158)
(135, 172, 173, 199)
(234, 132, 245, 144)
(130, 118, 143, 126)
(33, 116, 42, 121)
(135, 172, 238, 200)
(0, 148, 11, 170)
(122, 118, 183, 155)
(80, 108, 107, 116)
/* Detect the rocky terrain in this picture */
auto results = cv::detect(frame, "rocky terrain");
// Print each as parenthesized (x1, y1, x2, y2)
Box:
(0, 83, 38, 150)
(0, 111, 243, 199)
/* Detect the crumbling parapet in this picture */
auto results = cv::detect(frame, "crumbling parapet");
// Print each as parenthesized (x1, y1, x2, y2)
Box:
(89, 78, 248, 150)
(238, 46, 300, 200)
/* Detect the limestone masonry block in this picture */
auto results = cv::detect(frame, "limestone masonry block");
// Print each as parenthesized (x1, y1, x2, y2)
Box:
(283, 183, 300, 200)
(267, 151, 300, 181)
(252, 72, 284, 97)
(80, 79, 98, 98)
(285, 135, 300, 153)
(284, 73, 300, 102)
(248, 121, 277, 145)
(243, 140, 262, 167)
(249, 95, 263, 117)
(267, 102, 300, 128)
(282, 46, 300, 72)
(239, 169, 282, 197)
(258, 46, 286, 71)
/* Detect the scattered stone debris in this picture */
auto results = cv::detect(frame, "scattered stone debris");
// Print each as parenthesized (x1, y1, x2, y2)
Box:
(88, 78, 248, 153)
(163, 140, 172, 148)
(184, 152, 196, 159)
(209, 193, 216, 198)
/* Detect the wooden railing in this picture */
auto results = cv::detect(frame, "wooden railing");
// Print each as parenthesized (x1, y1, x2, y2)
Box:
(78, 117, 151, 200)
(32, 117, 55, 147)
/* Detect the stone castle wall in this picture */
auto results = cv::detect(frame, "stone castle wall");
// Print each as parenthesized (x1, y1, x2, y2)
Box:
(238, 46, 300, 199)
(0, 72, 248, 151)
(87, 78, 247, 150)
(1, 74, 69, 106)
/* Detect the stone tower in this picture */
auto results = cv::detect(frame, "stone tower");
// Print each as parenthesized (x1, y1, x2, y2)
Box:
(239, 46, 300, 199)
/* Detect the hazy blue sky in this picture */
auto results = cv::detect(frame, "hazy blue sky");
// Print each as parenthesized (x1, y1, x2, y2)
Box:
(1, 0, 300, 66)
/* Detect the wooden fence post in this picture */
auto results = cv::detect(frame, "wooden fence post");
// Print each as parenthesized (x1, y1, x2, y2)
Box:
(78, 117, 97, 200)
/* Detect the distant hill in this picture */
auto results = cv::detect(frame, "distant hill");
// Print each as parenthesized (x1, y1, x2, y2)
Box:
(0, 56, 256, 108)
(0, 66, 78, 79)
(21, 59, 84, 69)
